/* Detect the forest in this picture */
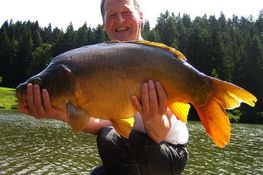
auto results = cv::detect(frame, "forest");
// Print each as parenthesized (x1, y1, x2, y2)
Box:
(0, 10, 262, 123)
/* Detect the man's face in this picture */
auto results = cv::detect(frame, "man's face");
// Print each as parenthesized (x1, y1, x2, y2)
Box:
(103, 0, 143, 41)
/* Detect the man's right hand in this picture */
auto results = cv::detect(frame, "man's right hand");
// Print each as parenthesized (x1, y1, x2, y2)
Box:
(131, 80, 172, 144)
(18, 83, 68, 123)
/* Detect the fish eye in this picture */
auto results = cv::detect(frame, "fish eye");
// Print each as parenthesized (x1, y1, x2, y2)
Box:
(32, 78, 42, 85)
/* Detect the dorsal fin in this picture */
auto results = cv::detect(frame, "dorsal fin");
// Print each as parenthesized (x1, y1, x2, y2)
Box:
(131, 40, 187, 61)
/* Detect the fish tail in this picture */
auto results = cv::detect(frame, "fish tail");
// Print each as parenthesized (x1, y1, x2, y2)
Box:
(194, 77, 257, 148)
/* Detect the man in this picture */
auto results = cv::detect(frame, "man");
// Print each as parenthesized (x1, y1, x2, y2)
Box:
(18, 0, 189, 174)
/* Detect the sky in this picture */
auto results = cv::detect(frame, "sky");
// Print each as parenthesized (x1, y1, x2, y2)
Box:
(1, 0, 262, 30)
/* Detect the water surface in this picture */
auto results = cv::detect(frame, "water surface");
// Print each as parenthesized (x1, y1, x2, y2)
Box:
(0, 111, 262, 174)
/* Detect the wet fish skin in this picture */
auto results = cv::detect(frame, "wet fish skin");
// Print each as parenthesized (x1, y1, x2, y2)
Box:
(16, 40, 257, 148)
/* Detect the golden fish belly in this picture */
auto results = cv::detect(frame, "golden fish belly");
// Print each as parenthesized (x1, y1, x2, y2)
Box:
(74, 72, 141, 120)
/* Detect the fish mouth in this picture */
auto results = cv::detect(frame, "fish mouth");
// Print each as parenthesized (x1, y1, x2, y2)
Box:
(115, 27, 129, 32)
(31, 77, 42, 86)
(15, 82, 29, 108)
(16, 82, 27, 95)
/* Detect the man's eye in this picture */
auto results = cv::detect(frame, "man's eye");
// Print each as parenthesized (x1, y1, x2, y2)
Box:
(122, 11, 132, 16)
(107, 13, 116, 18)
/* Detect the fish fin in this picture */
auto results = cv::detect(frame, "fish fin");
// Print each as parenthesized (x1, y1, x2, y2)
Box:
(169, 102, 190, 123)
(194, 99, 230, 148)
(132, 40, 187, 61)
(195, 77, 257, 148)
(211, 77, 257, 108)
(66, 102, 90, 133)
(111, 117, 134, 138)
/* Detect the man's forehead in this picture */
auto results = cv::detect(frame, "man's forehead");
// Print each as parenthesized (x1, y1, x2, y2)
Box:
(104, 0, 136, 14)
(104, 0, 135, 11)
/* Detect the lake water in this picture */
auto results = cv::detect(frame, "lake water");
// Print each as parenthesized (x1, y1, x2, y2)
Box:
(0, 111, 262, 175)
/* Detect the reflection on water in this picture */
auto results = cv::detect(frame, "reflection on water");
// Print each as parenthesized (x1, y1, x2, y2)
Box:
(185, 121, 263, 175)
(0, 111, 100, 175)
(0, 111, 262, 175)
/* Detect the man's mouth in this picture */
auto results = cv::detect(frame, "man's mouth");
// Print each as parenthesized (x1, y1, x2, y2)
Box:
(115, 27, 129, 32)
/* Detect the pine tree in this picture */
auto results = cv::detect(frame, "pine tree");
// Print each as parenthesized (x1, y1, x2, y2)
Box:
(93, 24, 107, 43)
(240, 35, 263, 122)
(187, 16, 210, 73)
(75, 23, 93, 47)
(27, 43, 52, 76)
(155, 11, 177, 46)
(0, 21, 10, 86)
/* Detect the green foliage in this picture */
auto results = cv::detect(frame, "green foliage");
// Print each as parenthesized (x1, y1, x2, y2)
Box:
(211, 68, 219, 78)
(0, 87, 17, 110)
(27, 43, 52, 76)
(0, 9, 262, 123)
(228, 109, 241, 123)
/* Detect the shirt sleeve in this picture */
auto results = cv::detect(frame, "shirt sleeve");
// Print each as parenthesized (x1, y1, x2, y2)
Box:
(165, 115, 189, 144)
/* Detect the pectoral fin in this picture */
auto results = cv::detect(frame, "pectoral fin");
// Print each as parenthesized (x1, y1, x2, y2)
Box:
(111, 117, 134, 138)
(66, 102, 90, 133)
(169, 102, 190, 123)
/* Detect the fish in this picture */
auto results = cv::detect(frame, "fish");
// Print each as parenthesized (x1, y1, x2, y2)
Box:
(16, 40, 257, 148)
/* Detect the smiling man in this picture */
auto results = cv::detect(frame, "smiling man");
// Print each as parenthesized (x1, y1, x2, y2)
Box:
(90, 0, 189, 175)
(102, 0, 143, 41)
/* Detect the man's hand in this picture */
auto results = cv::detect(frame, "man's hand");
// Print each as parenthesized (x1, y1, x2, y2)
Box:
(18, 83, 68, 123)
(131, 80, 172, 144)
(18, 84, 112, 134)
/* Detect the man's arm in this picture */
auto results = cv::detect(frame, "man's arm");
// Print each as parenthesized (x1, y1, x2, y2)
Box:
(83, 118, 112, 134)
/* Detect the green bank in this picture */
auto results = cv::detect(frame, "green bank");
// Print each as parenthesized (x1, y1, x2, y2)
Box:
(0, 87, 17, 110)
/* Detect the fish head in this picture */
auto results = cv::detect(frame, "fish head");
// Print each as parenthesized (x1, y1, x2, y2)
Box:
(16, 64, 73, 109)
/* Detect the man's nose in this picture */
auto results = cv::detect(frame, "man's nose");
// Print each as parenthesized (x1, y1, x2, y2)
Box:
(115, 14, 125, 23)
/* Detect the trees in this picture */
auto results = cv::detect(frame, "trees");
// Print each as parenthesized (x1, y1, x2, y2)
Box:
(0, 21, 109, 86)
(27, 43, 52, 76)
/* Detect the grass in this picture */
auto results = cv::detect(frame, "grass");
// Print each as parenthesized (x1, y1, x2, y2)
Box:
(0, 87, 17, 110)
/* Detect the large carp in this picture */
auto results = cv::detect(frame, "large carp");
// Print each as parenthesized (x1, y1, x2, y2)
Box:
(16, 40, 257, 148)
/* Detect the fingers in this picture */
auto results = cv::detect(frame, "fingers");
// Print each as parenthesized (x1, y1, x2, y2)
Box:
(42, 89, 52, 112)
(144, 80, 167, 115)
(148, 80, 158, 113)
(136, 80, 170, 143)
(132, 80, 168, 115)
(27, 83, 38, 117)
(155, 81, 168, 114)
(131, 96, 142, 112)
(22, 84, 67, 122)
(26, 83, 46, 118)
(33, 84, 45, 117)
(141, 82, 149, 113)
